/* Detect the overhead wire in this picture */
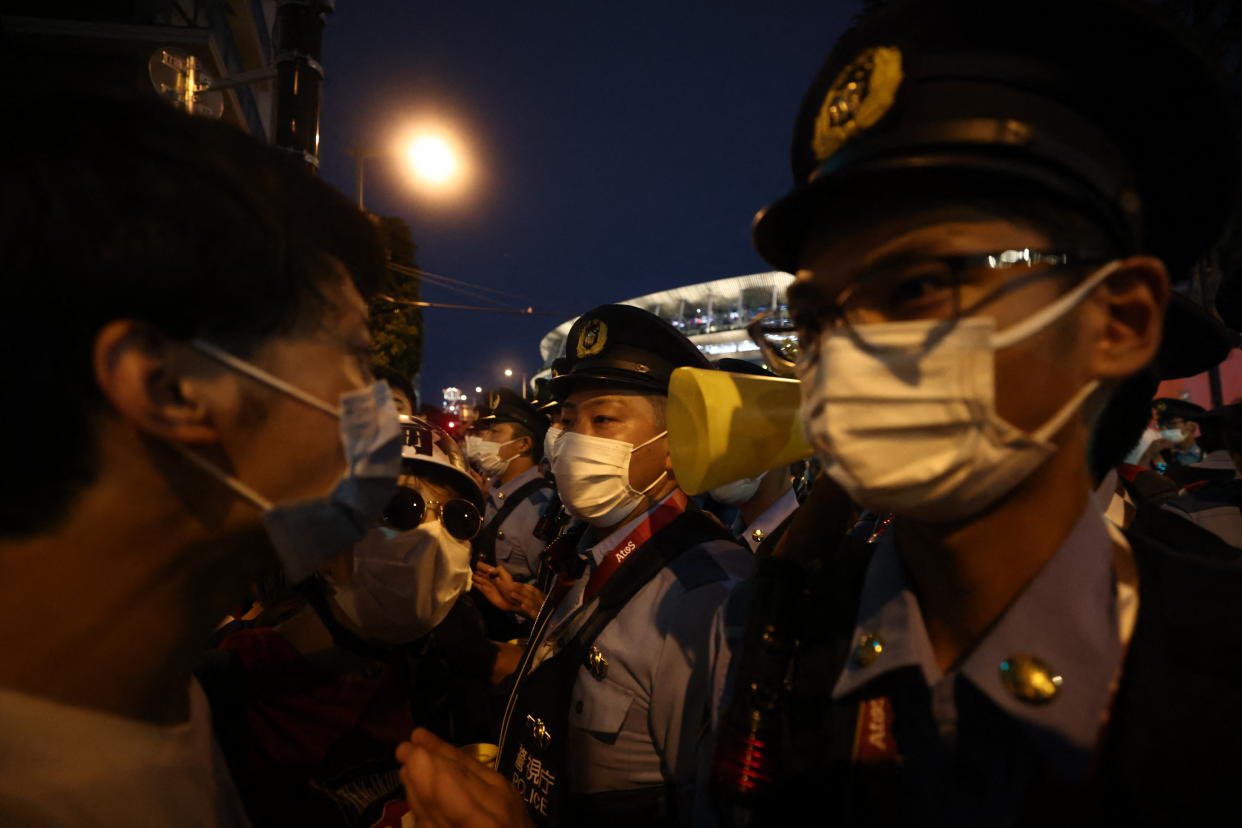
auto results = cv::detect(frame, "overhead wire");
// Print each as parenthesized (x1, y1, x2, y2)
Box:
(382, 262, 574, 316)
(387, 262, 533, 304)
(377, 294, 568, 317)
(406, 271, 514, 307)
(386, 263, 533, 311)
(405, 264, 534, 303)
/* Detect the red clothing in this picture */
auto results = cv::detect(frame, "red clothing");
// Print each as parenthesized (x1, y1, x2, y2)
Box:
(210, 626, 412, 828)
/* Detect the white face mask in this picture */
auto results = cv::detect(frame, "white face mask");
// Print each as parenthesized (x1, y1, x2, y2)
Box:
(465, 434, 519, 477)
(328, 521, 473, 644)
(1159, 427, 1188, 443)
(709, 474, 764, 506)
(551, 430, 669, 527)
(798, 261, 1120, 522)
(543, 426, 564, 466)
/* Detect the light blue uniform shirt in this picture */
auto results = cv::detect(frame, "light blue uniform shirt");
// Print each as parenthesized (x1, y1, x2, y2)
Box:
(735, 488, 799, 553)
(531, 493, 753, 810)
(828, 503, 1130, 821)
(485, 465, 554, 583)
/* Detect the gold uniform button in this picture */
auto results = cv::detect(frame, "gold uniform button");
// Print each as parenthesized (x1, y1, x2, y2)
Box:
(999, 654, 1063, 704)
(497, 492, 506, 500)
(526, 714, 551, 749)
(751, 529, 766, 544)
(853, 633, 884, 667)
(496, 529, 506, 540)
(585, 645, 609, 680)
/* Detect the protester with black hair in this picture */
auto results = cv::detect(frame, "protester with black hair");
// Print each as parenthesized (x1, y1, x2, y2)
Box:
(373, 364, 418, 415)
(0, 89, 393, 825)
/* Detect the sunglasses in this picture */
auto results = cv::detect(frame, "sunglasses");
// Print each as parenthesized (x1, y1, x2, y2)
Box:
(383, 487, 483, 541)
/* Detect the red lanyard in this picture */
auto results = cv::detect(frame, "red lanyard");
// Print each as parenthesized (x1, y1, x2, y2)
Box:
(852, 697, 900, 765)
(582, 489, 688, 602)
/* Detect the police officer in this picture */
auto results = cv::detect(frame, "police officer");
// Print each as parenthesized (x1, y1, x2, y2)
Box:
(469, 388, 555, 584)
(490, 304, 753, 826)
(1152, 397, 1207, 468)
(707, 360, 800, 555)
(708, 0, 1242, 825)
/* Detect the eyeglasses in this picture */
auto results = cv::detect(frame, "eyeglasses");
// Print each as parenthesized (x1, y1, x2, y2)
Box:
(383, 487, 483, 541)
(753, 248, 1103, 369)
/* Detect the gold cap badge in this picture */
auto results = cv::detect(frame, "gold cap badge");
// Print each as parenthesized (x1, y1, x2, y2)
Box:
(576, 318, 608, 358)
(812, 46, 903, 163)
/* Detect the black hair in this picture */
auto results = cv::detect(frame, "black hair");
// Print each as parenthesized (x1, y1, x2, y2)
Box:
(372, 364, 416, 406)
(0, 90, 385, 537)
(1088, 367, 1160, 483)
(504, 421, 542, 463)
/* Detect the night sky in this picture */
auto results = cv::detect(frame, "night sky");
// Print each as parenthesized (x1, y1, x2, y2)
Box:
(317, 1, 861, 405)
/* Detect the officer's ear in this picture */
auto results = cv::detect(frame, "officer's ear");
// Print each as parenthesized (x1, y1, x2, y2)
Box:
(518, 434, 534, 457)
(93, 319, 220, 445)
(1083, 255, 1169, 381)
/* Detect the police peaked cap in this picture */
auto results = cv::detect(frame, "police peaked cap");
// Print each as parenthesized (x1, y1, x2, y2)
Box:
(753, 0, 1239, 284)
(532, 362, 568, 412)
(1152, 397, 1208, 424)
(475, 387, 548, 440)
(550, 304, 712, 398)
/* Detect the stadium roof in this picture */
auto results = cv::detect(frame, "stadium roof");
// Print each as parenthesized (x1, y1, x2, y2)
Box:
(539, 271, 793, 363)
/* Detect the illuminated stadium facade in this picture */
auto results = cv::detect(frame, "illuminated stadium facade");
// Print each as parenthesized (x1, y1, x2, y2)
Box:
(539, 271, 795, 371)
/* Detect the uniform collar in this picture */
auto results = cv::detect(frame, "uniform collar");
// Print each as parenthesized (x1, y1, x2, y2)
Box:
(488, 465, 543, 507)
(545, 492, 681, 639)
(742, 488, 799, 552)
(580, 490, 679, 567)
(832, 503, 1124, 763)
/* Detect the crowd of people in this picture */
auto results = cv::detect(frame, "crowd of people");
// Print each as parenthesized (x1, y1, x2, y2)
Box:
(3, 0, 1242, 825)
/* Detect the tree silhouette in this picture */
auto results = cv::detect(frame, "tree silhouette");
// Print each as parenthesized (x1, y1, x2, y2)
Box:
(369, 216, 424, 380)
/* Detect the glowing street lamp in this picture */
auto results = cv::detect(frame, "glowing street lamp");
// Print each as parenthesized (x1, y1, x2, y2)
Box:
(405, 134, 460, 185)
(350, 124, 469, 210)
(501, 367, 527, 396)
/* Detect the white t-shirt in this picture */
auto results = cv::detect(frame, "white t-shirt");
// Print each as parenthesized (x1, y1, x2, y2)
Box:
(0, 679, 250, 827)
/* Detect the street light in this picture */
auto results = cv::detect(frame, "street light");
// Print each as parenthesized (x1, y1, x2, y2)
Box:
(349, 124, 468, 211)
(501, 367, 528, 397)
(474, 386, 483, 393)
(406, 135, 460, 185)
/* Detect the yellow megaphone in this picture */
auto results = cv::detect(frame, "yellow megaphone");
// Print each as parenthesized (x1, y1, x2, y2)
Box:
(668, 366, 812, 495)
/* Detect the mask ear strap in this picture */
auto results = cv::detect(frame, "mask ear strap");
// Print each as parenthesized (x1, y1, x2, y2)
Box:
(638, 470, 669, 496)
(1032, 380, 1101, 444)
(193, 340, 341, 418)
(991, 260, 1123, 350)
(171, 443, 275, 511)
(631, 429, 669, 453)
